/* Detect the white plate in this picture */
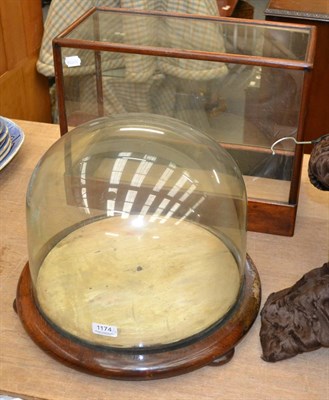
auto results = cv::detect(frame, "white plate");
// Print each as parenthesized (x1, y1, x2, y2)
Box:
(0, 118, 25, 171)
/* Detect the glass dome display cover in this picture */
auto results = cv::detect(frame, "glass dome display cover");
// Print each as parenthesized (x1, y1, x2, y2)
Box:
(16, 113, 260, 380)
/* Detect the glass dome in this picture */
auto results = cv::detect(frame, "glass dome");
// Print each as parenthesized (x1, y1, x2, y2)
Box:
(26, 113, 247, 350)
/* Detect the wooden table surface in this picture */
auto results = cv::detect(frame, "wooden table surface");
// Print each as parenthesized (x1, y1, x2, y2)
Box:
(1, 120, 328, 400)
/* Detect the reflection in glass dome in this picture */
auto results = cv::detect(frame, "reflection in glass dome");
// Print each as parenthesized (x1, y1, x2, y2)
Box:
(26, 113, 247, 349)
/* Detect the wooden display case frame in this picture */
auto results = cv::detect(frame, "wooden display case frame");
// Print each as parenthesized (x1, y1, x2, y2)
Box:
(52, 7, 316, 236)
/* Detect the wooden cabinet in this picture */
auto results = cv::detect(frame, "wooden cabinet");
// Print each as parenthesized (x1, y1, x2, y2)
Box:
(265, 0, 329, 153)
(0, 0, 51, 122)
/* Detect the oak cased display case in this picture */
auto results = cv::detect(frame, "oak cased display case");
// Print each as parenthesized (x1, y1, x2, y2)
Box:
(52, 7, 316, 236)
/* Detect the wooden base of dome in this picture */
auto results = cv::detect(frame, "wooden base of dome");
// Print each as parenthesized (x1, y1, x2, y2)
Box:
(15, 255, 261, 380)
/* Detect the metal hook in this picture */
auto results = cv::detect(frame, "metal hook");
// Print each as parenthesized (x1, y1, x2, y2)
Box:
(271, 134, 329, 155)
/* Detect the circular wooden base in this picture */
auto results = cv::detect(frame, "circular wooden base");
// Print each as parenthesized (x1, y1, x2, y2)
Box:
(15, 255, 261, 380)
